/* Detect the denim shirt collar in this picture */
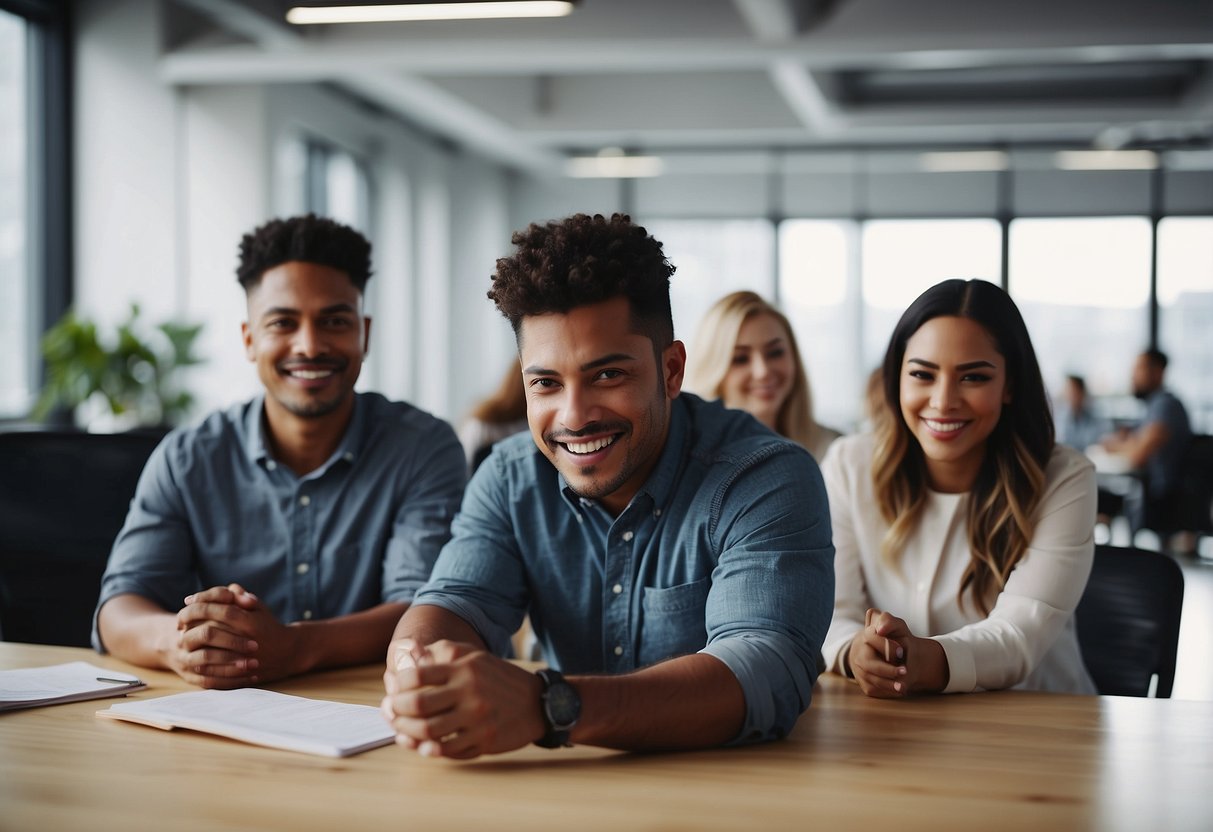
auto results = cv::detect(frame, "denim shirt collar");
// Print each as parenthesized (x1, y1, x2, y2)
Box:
(243, 392, 365, 477)
(557, 395, 690, 518)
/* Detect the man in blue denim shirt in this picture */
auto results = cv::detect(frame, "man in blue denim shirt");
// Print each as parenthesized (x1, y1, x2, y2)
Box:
(381, 213, 833, 757)
(95, 216, 465, 689)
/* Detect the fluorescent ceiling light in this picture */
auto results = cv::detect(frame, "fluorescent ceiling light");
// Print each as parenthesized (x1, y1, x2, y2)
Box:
(1054, 150, 1158, 171)
(918, 151, 1009, 172)
(287, 2, 574, 25)
(566, 150, 664, 179)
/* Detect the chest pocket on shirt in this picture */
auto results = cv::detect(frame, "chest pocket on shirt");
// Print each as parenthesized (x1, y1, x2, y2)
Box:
(639, 577, 710, 666)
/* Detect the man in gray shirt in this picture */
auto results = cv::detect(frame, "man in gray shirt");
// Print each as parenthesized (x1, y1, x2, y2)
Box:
(95, 215, 465, 688)
(1103, 349, 1192, 530)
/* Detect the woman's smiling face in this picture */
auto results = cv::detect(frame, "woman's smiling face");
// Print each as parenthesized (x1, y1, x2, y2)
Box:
(720, 313, 795, 431)
(899, 315, 1011, 493)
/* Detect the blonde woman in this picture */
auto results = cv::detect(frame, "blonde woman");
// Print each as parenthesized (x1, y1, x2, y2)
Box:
(820, 279, 1097, 697)
(686, 291, 840, 462)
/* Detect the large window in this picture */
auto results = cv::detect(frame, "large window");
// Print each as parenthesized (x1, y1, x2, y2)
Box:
(1158, 216, 1213, 432)
(644, 219, 775, 348)
(1009, 217, 1151, 415)
(0, 10, 27, 416)
(860, 219, 1003, 374)
(780, 219, 860, 430)
(304, 140, 373, 234)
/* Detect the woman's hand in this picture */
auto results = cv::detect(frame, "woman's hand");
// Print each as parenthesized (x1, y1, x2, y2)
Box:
(845, 608, 950, 698)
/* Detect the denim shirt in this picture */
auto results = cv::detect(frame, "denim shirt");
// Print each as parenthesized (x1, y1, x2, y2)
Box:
(93, 392, 466, 650)
(413, 394, 834, 743)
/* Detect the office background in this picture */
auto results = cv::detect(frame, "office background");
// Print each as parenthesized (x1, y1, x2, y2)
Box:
(3, 0, 1211, 435)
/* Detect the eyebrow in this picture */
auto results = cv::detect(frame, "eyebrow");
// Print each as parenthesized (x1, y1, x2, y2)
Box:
(906, 358, 998, 371)
(259, 303, 357, 320)
(524, 352, 638, 376)
(735, 337, 786, 351)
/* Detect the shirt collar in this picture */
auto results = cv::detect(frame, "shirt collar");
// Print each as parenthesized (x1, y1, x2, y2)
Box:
(243, 392, 365, 473)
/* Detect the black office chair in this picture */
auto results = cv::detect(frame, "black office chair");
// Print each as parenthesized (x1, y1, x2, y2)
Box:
(1076, 544, 1184, 698)
(0, 429, 164, 646)
(1146, 434, 1213, 545)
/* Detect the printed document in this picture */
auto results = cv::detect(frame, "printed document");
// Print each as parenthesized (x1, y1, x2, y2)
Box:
(0, 661, 146, 711)
(97, 688, 395, 757)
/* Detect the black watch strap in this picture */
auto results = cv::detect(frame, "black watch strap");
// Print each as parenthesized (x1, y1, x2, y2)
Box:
(535, 668, 580, 749)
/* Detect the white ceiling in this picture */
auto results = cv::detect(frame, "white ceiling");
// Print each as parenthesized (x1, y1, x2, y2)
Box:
(164, 0, 1213, 174)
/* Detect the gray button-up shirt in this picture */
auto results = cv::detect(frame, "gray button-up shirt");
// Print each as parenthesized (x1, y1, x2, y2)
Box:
(93, 392, 465, 650)
(413, 394, 834, 743)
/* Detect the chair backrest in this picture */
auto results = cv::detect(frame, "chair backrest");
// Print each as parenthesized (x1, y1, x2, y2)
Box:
(1076, 544, 1184, 697)
(0, 429, 164, 646)
(1178, 434, 1213, 533)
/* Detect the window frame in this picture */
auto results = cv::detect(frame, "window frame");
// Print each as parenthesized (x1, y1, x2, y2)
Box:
(1, 0, 71, 422)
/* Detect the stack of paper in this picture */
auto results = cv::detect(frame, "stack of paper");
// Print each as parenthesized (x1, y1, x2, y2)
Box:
(0, 661, 147, 711)
(97, 688, 396, 758)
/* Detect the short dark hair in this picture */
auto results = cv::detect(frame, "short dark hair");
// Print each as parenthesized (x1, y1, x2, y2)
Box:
(488, 213, 676, 349)
(1065, 374, 1087, 393)
(1142, 349, 1169, 371)
(237, 214, 372, 292)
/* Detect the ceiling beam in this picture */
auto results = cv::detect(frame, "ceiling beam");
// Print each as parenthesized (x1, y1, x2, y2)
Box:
(733, 0, 800, 40)
(769, 62, 841, 136)
(160, 38, 1213, 82)
(733, 0, 842, 38)
(734, 0, 844, 136)
(168, 0, 562, 173)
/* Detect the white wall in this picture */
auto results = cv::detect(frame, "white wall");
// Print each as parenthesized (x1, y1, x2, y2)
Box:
(181, 85, 271, 413)
(74, 0, 179, 327)
(73, 0, 515, 425)
(447, 155, 515, 424)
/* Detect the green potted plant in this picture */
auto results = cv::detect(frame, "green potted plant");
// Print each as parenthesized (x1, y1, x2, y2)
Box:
(33, 304, 204, 430)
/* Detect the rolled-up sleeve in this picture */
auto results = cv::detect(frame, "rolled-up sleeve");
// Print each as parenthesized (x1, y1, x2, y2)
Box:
(410, 455, 530, 658)
(92, 436, 194, 652)
(380, 419, 467, 605)
(699, 444, 835, 744)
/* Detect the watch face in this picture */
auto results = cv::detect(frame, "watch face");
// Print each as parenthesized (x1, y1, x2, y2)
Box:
(545, 680, 581, 730)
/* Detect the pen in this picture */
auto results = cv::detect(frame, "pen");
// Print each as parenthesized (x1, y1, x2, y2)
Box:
(95, 676, 145, 686)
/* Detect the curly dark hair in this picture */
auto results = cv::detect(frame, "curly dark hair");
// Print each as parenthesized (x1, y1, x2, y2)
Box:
(488, 213, 676, 349)
(237, 214, 372, 292)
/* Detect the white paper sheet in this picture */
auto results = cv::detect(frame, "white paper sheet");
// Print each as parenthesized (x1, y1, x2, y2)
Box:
(98, 687, 395, 757)
(0, 661, 146, 711)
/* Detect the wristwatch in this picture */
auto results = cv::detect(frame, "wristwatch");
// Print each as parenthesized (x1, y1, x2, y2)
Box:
(534, 668, 580, 748)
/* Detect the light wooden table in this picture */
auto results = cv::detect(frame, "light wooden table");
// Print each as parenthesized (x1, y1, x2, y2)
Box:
(2, 642, 1210, 831)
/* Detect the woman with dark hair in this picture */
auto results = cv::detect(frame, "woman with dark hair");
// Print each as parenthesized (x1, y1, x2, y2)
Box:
(820, 279, 1097, 697)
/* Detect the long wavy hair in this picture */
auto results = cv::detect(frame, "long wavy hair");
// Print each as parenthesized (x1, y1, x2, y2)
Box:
(469, 359, 527, 425)
(684, 291, 822, 452)
(873, 279, 1054, 615)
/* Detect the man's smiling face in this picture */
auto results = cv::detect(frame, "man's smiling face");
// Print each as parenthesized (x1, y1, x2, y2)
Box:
(519, 296, 684, 516)
(242, 260, 369, 427)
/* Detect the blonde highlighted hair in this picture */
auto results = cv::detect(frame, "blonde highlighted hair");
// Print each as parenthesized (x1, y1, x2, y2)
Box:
(874, 279, 1054, 616)
(685, 291, 822, 452)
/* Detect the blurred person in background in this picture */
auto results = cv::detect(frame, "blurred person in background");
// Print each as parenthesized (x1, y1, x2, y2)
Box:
(686, 291, 841, 463)
(1101, 349, 1193, 534)
(1054, 374, 1110, 452)
(458, 359, 528, 475)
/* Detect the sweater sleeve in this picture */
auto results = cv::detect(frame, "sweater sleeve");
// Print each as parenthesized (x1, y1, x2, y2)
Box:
(933, 448, 1096, 692)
